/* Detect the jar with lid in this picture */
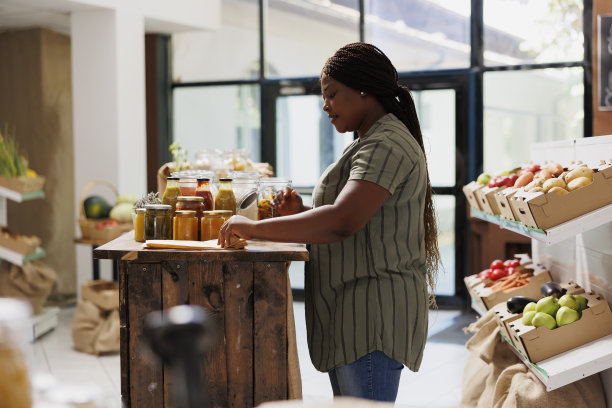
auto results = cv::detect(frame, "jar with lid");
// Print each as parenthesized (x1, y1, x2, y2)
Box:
(231, 172, 260, 220)
(133, 208, 146, 242)
(215, 178, 237, 214)
(144, 204, 173, 240)
(258, 177, 292, 219)
(201, 210, 233, 241)
(195, 178, 214, 211)
(176, 196, 204, 240)
(223, 149, 247, 171)
(162, 177, 181, 215)
(173, 210, 199, 241)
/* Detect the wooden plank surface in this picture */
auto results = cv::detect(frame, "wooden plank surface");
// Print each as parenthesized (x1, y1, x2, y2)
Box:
(119, 261, 130, 408)
(253, 262, 288, 405)
(94, 232, 309, 262)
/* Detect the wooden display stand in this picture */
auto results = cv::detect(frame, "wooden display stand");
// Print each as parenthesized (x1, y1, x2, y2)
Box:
(94, 233, 308, 408)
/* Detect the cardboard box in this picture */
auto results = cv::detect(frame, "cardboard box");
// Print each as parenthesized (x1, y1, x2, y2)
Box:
(475, 185, 507, 215)
(509, 165, 612, 230)
(81, 280, 119, 311)
(0, 233, 40, 255)
(507, 292, 612, 363)
(494, 187, 520, 220)
(462, 181, 484, 211)
(0, 175, 45, 194)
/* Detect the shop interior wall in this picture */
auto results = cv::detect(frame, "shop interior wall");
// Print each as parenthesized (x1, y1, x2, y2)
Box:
(0, 28, 76, 295)
(593, 0, 612, 135)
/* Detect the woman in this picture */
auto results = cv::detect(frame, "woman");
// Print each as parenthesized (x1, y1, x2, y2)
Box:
(219, 42, 441, 402)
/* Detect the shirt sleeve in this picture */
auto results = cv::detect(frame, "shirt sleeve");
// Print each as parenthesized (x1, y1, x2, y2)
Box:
(349, 139, 413, 195)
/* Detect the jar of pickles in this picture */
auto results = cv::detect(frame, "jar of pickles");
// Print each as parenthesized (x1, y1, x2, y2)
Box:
(133, 208, 146, 242)
(173, 210, 199, 241)
(144, 204, 173, 240)
(258, 177, 292, 219)
(201, 210, 233, 241)
(215, 178, 237, 215)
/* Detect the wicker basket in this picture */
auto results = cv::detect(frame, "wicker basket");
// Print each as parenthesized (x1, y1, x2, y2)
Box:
(78, 181, 132, 243)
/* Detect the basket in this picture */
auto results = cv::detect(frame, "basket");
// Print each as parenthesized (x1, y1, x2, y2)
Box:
(78, 181, 132, 243)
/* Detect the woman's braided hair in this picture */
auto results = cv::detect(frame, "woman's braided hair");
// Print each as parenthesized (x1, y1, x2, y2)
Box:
(322, 42, 441, 303)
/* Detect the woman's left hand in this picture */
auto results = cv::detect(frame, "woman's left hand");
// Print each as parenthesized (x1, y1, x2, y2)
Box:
(218, 215, 256, 247)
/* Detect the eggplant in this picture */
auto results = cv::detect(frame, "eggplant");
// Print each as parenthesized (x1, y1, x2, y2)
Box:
(506, 296, 538, 314)
(540, 281, 566, 298)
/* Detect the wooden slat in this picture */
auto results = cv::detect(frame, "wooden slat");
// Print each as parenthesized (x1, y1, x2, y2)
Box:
(161, 260, 189, 408)
(189, 261, 228, 408)
(223, 261, 254, 408)
(128, 262, 164, 408)
(253, 262, 288, 405)
(119, 261, 130, 408)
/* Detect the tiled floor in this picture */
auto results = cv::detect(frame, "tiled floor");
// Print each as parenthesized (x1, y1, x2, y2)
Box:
(29, 303, 476, 407)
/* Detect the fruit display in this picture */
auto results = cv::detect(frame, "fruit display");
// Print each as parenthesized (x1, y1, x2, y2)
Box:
(476, 258, 533, 292)
(519, 286, 589, 330)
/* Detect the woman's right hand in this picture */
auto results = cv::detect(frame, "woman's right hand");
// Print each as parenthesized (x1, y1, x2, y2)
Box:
(272, 187, 304, 216)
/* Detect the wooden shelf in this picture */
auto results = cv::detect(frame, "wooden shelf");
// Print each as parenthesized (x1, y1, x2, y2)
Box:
(0, 246, 45, 266)
(0, 185, 44, 202)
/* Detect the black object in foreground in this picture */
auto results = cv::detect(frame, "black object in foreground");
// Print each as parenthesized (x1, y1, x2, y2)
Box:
(506, 296, 538, 314)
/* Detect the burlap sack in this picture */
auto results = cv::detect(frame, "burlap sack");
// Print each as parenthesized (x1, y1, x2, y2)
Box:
(0, 260, 57, 314)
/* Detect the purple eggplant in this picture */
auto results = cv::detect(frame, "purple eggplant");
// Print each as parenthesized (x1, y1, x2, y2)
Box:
(540, 281, 566, 298)
(506, 296, 538, 314)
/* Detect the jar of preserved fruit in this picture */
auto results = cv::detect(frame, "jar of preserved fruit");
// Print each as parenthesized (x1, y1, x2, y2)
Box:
(144, 204, 173, 240)
(176, 196, 204, 240)
(231, 172, 260, 220)
(195, 178, 214, 211)
(201, 210, 233, 241)
(173, 210, 199, 241)
(258, 178, 292, 219)
(214, 178, 236, 215)
(162, 177, 181, 215)
(133, 208, 146, 242)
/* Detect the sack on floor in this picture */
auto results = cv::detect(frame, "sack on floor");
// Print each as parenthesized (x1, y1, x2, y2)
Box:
(72, 280, 120, 355)
(0, 260, 57, 314)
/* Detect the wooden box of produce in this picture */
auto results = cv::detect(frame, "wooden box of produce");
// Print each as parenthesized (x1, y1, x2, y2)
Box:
(462, 181, 485, 211)
(510, 164, 612, 230)
(0, 175, 45, 194)
(475, 185, 507, 215)
(507, 292, 612, 363)
(0, 227, 40, 255)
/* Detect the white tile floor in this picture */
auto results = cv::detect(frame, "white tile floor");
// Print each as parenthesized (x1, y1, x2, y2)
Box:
(28, 303, 476, 407)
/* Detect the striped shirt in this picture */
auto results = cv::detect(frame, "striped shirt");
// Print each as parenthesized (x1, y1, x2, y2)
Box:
(305, 113, 428, 372)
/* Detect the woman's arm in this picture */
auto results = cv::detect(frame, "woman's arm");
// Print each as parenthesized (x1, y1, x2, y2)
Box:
(218, 179, 390, 246)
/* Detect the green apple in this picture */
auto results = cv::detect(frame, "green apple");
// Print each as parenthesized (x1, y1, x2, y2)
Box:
(523, 302, 537, 313)
(476, 173, 492, 185)
(558, 294, 580, 311)
(574, 295, 588, 311)
(532, 312, 557, 330)
(535, 296, 560, 316)
(556, 306, 580, 327)
(496, 170, 510, 176)
(522, 311, 537, 325)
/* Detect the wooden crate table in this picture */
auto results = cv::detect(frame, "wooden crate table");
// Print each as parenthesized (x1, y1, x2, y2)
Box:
(94, 232, 309, 408)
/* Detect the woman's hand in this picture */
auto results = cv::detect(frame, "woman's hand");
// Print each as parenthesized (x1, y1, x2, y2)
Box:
(218, 215, 256, 248)
(272, 187, 305, 216)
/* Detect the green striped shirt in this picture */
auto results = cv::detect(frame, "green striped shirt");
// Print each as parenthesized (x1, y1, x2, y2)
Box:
(305, 113, 428, 372)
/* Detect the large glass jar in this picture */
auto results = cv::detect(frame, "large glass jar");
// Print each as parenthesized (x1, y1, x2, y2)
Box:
(173, 210, 198, 241)
(215, 178, 237, 215)
(258, 177, 292, 219)
(162, 177, 181, 215)
(231, 172, 260, 220)
(133, 208, 146, 242)
(194, 149, 222, 170)
(195, 178, 214, 211)
(144, 204, 173, 240)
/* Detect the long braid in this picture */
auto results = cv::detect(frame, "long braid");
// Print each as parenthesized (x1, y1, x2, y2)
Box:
(322, 42, 442, 304)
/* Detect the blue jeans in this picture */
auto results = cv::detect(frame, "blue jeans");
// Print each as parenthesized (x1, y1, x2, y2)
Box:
(328, 350, 404, 402)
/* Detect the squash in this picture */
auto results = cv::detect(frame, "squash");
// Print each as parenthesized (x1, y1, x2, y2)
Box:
(83, 196, 112, 219)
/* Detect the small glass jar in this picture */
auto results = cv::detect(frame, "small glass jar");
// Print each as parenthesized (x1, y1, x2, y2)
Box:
(144, 204, 173, 240)
(176, 196, 204, 240)
(173, 210, 199, 241)
(258, 177, 292, 219)
(201, 210, 233, 241)
(231, 172, 260, 220)
(214, 178, 237, 214)
(162, 177, 181, 215)
(195, 178, 214, 211)
(134, 208, 146, 242)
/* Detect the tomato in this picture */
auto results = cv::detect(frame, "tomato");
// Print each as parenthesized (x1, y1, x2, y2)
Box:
(490, 260, 504, 270)
(527, 164, 541, 173)
(478, 269, 492, 280)
(490, 268, 506, 281)
(506, 267, 516, 276)
(508, 259, 520, 268)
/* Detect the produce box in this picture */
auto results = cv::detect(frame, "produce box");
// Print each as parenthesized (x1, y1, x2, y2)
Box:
(509, 165, 612, 230)
(494, 187, 519, 221)
(0, 175, 45, 194)
(81, 280, 119, 311)
(474, 185, 507, 215)
(0, 229, 40, 255)
(507, 292, 612, 363)
(462, 181, 484, 211)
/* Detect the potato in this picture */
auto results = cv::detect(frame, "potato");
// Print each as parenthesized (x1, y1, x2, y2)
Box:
(546, 162, 564, 177)
(514, 171, 534, 188)
(542, 177, 566, 193)
(548, 186, 569, 196)
(565, 166, 594, 183)
(566, 176, 593, 192)
(524, 178, 545, 191)
(537, 168, 553, 180)
(529, 187, 545, 193)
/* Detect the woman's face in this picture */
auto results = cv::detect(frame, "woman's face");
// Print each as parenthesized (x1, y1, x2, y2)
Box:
(320, 74, 367, 134)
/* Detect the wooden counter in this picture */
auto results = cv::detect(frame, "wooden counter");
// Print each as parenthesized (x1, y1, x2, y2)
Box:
(94, 232, 309, 408)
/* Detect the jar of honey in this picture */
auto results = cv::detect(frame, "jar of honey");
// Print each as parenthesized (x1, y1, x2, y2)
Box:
(201, 210, 233, 241)
(214, 178, 236, 215)
(173, 210, 199, 241)
(144, 204, 173, 240)
(134, 208, 146, 242)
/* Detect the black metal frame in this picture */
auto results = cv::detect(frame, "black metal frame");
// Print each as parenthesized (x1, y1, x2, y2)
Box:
(166, 0, 593, 308)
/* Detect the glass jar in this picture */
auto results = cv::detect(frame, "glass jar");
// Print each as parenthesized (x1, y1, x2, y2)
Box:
(215, 178, 237, 214)
(231, 172, 260, 220)
(201, 210, 233, 241)
(195, 178, 214, 211)
(133, 208, 146, 242)
(176, 196, 204, 240)
(194, 149, 222, 170)
(223, 149, 247, 171)
(179, 177, 197, 196)
(144, 204, 173, 240)
(258, 177, 292, 219)
(162, 177, 181, 215)
(173, 210, 199, 241)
